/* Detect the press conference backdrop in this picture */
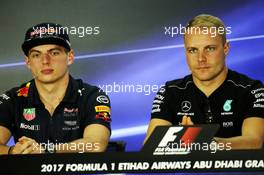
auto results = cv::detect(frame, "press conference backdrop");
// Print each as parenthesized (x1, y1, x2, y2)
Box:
(0, 0, 264, 174)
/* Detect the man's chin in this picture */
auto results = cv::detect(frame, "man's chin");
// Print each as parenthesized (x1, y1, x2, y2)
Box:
(193, 72, 213, 81)
(36, 77, 57, 84)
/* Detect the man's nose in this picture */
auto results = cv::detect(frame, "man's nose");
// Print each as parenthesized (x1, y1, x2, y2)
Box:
(41, 53, 51, 64)
(198, 50, 207, 62)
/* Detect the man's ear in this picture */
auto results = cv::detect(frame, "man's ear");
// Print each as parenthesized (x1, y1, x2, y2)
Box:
(25, 56, 31, 69)
(224, 42, 230, 56)
(67, 49, 74, 65)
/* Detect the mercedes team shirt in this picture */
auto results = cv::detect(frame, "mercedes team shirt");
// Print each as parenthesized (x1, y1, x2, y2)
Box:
(151, 70, 264, 137)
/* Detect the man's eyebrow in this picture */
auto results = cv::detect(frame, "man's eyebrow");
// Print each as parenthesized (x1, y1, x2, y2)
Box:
(186, 46, 197, 49)
(29, 47, 63, 54)
(47, 47, 63, 52)
(28, 49, 41, 54)
(205, 45, 217, 47)
(204, 45, 218, 49)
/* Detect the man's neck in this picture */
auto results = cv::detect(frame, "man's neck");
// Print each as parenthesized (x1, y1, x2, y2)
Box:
(193, 67, 228, 97)
(35, 74, 69, 115)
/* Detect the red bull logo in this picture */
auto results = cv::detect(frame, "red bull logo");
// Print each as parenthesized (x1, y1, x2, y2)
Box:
(17, 82, 30, 97)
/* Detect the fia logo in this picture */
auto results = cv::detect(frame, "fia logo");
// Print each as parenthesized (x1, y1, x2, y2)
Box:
(223, 100, 233, 112)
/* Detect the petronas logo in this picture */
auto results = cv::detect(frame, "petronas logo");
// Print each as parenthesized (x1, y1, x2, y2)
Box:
(223, 100, 233, 112)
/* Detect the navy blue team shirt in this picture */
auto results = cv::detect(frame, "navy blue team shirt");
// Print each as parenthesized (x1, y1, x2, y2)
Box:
(0, 75, 111, 144)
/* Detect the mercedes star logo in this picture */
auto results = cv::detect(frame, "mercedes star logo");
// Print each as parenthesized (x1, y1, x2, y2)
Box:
(181, 101, 191, 112)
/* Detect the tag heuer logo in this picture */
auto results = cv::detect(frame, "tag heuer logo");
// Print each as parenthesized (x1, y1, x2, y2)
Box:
(23, 108, 36, 121)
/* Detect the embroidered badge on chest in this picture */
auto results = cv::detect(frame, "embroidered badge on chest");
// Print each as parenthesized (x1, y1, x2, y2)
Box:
(63, 107, 79, 117)
(223, 100, 233, 112)
(221, 100, 234, 116)
(23, 108, 36, 121)
(177, 101, 194, 116)
(181, 101, 192, 112)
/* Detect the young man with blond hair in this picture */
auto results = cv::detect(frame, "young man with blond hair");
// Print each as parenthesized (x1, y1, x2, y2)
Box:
(145, 14, 264, 149)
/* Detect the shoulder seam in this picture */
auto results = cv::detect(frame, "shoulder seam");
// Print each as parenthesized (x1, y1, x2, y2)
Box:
(168, 81, 193, 90)
(226, 79, 252, 89)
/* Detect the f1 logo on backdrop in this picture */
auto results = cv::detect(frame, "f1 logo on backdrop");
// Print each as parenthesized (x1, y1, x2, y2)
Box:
(153, 126, 202, 155)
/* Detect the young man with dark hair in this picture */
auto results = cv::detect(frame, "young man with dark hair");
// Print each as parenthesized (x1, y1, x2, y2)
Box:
(0, 23, 111, 154)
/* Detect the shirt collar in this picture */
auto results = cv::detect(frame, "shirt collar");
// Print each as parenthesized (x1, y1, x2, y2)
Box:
(61, 75, 79, 103)
(27, 80, 42, 106)
(27, 75, 79, 105)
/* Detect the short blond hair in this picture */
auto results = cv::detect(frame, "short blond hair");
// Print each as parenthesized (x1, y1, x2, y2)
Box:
(185, 14, 227, 44)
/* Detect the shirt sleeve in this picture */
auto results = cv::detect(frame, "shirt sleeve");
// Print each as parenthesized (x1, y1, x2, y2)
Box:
(83, 89, 111, 132)
(151, 85, 174, 123)
(0, 91, 14, 131)
(244, 80, 264, 119)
